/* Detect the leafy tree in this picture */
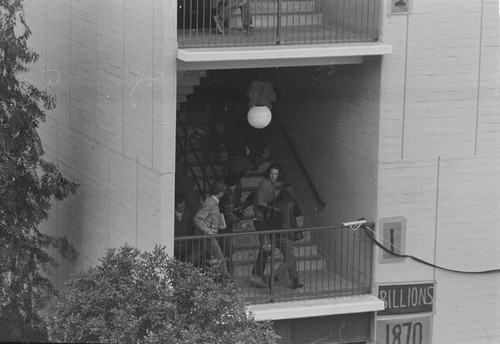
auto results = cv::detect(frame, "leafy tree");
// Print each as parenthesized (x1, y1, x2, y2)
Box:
(47, 245, 279, 344)
(0, 0, 79, 341)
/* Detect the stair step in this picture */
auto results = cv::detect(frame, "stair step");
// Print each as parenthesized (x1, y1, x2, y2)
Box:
(176, 137, 216, 150)
(177, 70, 206, 80)
(230, 13, 321, 28)
(248, 1, 317, 14)
(232, 255, 325, 276)
(175, 129, 211, 143)
(240, 175, 263, 188)
(232, 225, 312, 243)
(180, 149, 228, 164)
(177, 111, 211, 125)
(188, 164, 226, 177)
(177, 85, 194, 95)
(177, 143, 225, 154)
(232, 251, 322, 266)
(177, 94, 187, 103)
(178, 74, 204, 87)
(233, 242, 317, 261)
(240, 180, 282, 196)
(184, 160, 227, 168)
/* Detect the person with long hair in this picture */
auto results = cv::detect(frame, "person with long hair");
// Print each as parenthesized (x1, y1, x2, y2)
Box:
(249, 162, 283, 288)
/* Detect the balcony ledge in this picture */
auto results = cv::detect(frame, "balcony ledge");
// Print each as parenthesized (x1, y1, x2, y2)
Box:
(177, 42, 392, 70)
(247, 294, 384, 321)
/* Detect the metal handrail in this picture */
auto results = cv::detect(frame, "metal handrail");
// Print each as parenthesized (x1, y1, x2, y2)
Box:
(276, 117, 326, 208)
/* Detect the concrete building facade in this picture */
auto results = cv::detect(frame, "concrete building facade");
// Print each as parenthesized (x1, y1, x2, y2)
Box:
(24, 0, 499, 342)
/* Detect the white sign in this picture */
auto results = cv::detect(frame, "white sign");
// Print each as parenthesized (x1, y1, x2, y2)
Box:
(389, 0, 410, 15)
(376, 315, 432, 344)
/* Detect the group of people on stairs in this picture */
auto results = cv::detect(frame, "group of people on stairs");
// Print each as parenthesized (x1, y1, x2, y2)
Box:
(174, 162, 304, 290)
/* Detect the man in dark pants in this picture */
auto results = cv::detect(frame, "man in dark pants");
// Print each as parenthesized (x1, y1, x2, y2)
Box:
(249, 162, 283, 288)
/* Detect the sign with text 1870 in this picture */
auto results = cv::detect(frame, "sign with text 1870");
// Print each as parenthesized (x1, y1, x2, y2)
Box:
(376, 315, 432, 344)
(378, 283, 434, 316)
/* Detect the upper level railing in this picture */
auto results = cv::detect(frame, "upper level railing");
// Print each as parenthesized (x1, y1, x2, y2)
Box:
(174, 224, 373, 304)
(177, 0, 380, 48)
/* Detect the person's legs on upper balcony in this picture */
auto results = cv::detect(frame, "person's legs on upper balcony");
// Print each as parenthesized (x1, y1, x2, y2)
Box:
(240, 0, 254, 32)
(214, 0, 251, 34)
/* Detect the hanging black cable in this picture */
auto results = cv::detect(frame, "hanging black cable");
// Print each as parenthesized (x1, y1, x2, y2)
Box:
(361, 222, 500, 274)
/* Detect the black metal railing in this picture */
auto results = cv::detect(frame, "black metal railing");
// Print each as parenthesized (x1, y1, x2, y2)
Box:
(174, 224, 373, 304)
(178, 0, 380, 48)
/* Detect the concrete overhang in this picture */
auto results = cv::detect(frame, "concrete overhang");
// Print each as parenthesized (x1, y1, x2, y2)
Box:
(177, 42, 392, 70)
(247, 294, 385, 321)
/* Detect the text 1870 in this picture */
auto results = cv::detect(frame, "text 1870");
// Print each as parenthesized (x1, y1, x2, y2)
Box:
(376, 316, 431, 344)
(385, 322, 422, 344)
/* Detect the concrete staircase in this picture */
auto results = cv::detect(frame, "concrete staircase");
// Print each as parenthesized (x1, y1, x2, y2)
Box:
(177, 70, 207, 111)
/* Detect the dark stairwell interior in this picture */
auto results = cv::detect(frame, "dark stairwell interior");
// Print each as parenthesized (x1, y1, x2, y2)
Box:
(175, 63, 380, 303)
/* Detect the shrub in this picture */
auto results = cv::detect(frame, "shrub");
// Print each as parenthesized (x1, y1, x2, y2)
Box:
(47, 245, 279, 344)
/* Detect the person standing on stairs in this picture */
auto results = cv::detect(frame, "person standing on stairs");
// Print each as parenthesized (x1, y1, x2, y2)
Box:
(249, 162, 283, 288)
(267, 184, 304, 289)
(189, 179, 232, 285)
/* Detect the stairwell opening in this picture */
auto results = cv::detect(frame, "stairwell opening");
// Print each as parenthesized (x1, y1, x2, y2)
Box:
(175, 61, 381, 308)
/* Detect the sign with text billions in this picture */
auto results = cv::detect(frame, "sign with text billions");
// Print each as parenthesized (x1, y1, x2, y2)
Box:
(376, 315, 432, 344)
(378, 283, 434, 316)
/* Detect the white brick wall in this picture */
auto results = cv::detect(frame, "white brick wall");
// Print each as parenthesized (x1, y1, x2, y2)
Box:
(21, 0, 500, 340)
(378, 0, 500, 342)
(24, 0, 178, 283)
(279, 60, 381, 227)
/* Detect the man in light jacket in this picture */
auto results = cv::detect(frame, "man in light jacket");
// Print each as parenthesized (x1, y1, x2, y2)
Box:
(189, 179, 232, 283)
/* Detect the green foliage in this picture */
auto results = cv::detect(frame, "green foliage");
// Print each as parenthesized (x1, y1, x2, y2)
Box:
(0, 0, 79, 341)
(48, 245, 279, 344)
